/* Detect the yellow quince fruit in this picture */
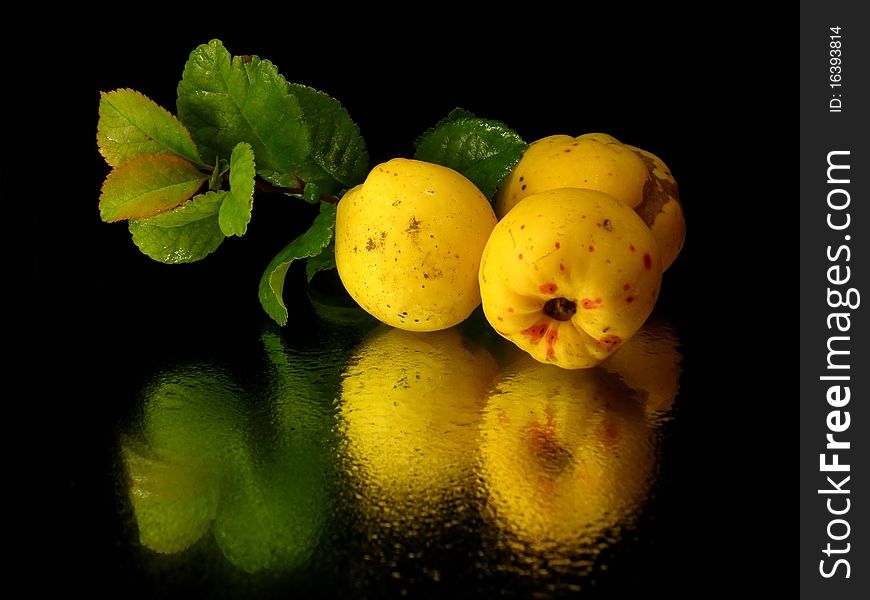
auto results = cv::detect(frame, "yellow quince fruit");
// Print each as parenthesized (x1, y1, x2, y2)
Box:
(335, 158, 497, 331)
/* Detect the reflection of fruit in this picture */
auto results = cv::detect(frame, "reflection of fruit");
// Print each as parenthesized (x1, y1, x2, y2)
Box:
(601, 315, 682, 413)
(334, 158, 497, 332)
(338, 327, 498, 504)
(479, 188, 662, 369)
(122, 441, 219, 554)
(480, 358, 654, 548)
(495, 133, 685, 270)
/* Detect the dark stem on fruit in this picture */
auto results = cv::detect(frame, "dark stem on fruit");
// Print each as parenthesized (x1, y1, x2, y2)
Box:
(543, 297, 577, 321)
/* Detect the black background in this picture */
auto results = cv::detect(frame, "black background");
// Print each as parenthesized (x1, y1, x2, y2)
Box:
(19, 14, 793, 597)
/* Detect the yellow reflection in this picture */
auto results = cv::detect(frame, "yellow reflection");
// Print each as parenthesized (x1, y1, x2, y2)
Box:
(480, 355, 654, 551)
(601, 314, 682, 414)
(338, 327, 499, 515)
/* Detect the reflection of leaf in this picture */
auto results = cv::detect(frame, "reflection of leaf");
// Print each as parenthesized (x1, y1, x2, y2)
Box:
(122, 441, 219, 554)
(121, 354, 334, 572)
(129, 191, 226, 263)
(141, 363, 248, 463)
(99, 154, 207, 222)
(258, 201, 337, 326)
(98, 89, 202, 167)
(214, 452, 324, 574)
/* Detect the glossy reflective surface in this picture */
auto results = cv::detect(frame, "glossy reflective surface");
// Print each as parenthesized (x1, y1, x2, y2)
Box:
(111, 303, 681, 598)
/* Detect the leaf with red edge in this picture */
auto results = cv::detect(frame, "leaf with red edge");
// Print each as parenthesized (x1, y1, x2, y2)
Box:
(97, 89, 202, 167)
(100, 154, 208, 222)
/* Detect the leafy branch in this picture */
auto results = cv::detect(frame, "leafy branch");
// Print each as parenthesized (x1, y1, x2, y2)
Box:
(96, 39, 526, 326)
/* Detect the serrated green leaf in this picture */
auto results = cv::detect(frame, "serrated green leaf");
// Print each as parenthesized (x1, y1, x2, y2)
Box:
(258, 202, 337, 326)
(100, 154, 207, 222)
(219, 142, 256, 237)
(98, 89, 203, 168)
(414, 116, 527, 198)
(177, 39, 309, 176)
(129, 191, 226, 263)
(285, 83, 368, 195)
(305, 241, 336, 282)
(460, 145, 527, 198)
(412, 107, 477, 147)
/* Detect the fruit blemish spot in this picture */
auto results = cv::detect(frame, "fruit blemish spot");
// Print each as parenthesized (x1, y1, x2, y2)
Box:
(643, 253, 653, 269)
(598, 334, 623, 348)
(545, 328, 558, 360)
(520, 322, 549, 343)
(581, 298, 602, 310)
(539, 283, 558, 295)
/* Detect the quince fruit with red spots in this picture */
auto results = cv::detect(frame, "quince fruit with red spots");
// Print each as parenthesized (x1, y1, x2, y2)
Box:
(495, 133, 685, 271)
(478, 188, 662, 369)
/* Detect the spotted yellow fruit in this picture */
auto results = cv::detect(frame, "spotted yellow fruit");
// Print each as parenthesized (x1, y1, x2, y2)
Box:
(335, 158, 497, 331)
(495, 133, 685, 270)
(479, 188, 662, 369)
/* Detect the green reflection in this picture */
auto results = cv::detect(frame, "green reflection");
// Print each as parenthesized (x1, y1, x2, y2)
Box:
(120, 331, 338, 574)
(123, 365, 244, 556)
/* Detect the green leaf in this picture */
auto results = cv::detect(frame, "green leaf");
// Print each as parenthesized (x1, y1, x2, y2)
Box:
(98, 89, 203, 167)
(413, 115, 527, 198)
(305, 241, 335, 282)
(176, 39, 309, 176)
(100, 154, 208, 222)
(258, 202, 337, 326)
(284, 83, 368, 195)
(209, 159, 229, 191)
(129, 191, 226, 263)
(219, 142, 256, 237)
(302, 181, 321, 204)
